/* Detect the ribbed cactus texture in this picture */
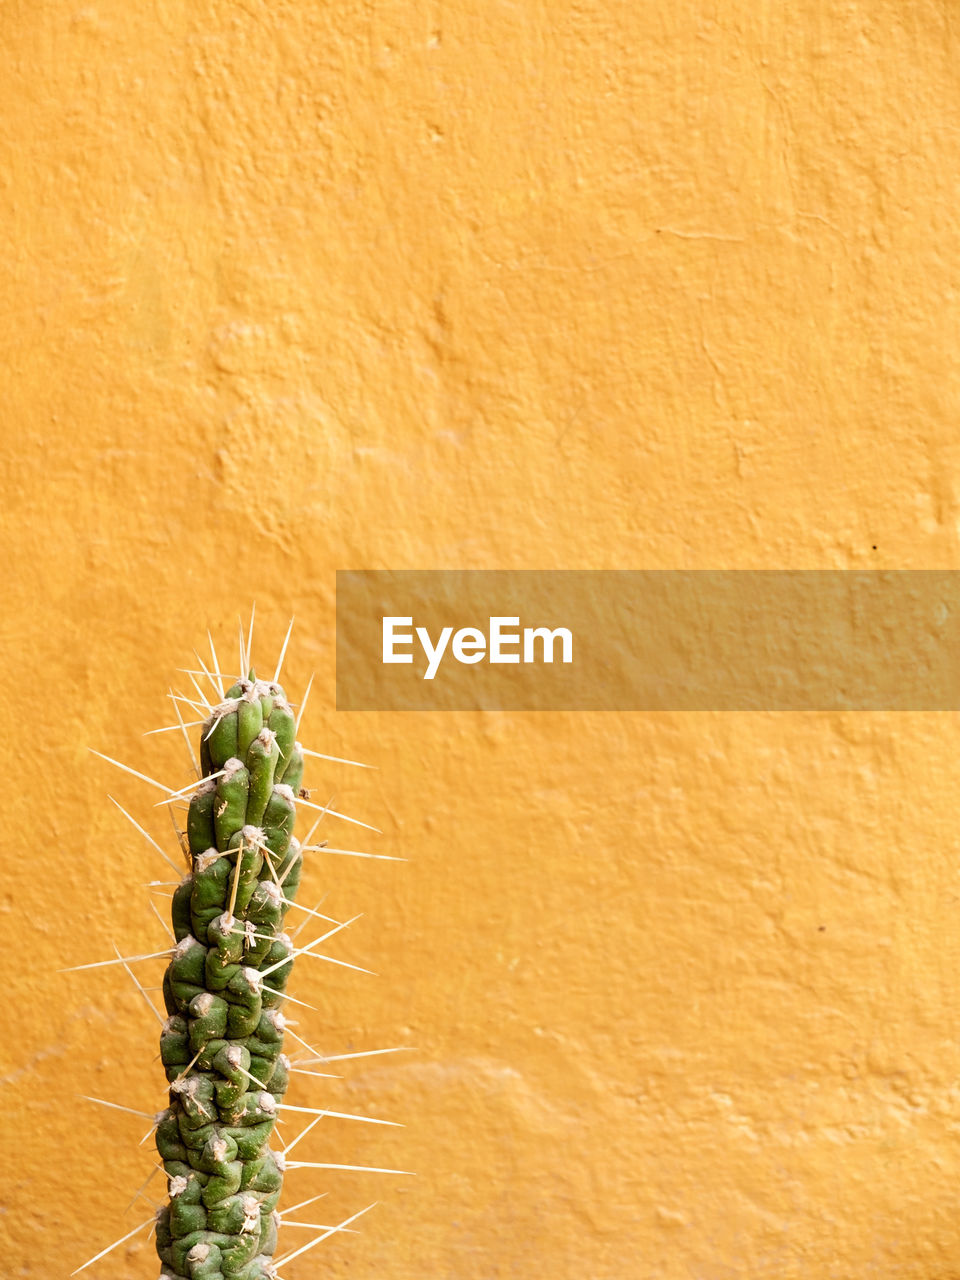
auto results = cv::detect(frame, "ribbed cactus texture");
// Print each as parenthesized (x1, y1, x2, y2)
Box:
(155, 672, 305, 1280)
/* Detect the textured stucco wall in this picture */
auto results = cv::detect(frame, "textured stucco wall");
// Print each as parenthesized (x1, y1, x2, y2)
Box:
(4, 3, 960, 1277)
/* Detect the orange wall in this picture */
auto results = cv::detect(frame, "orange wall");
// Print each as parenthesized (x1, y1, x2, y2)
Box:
(4, 4, 960, 1277)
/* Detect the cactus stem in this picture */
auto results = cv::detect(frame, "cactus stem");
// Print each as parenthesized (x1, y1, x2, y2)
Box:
(297, 796, 382, 834)
(109, 797, 184, 875)
(93, 644, 396, 1278)
(273, 1202, 378, 1268)
(278, 1103, 401, 1126)
(230, 1059, 282, 1090)
(203, 710, 227, 741)
(227, 858, 244, 920)
(273, 616, 296, 683)
(71, 1214, 155, 1275)
(294, 672, 314, 734)
(169, 1046, 204, 1085)
(260, 850, 284, 891)
(195, 848, 227, 871)
(228, 924, 284, 945)
(301, 746, 376, 769)
(260, 848, 298, 892)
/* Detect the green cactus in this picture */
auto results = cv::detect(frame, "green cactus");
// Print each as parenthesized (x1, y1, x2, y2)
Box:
(155, 670, 305, 1280)
(71, 627, 410, 1279)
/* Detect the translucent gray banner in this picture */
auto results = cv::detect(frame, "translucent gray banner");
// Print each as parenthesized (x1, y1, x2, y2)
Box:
(335, 570, 960, 710)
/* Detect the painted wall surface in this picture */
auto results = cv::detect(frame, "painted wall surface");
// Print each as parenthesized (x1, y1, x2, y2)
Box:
(3, 3, 960, 1277)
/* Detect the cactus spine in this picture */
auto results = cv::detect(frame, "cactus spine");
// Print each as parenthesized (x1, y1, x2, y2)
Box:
(155, 670, 305, 1280)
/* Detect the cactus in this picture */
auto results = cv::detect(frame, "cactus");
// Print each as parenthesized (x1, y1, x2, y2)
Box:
(72, 624, 409, 1279)
(155, 668, 305, 1280)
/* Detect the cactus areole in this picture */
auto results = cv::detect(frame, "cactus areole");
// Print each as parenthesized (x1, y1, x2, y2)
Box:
(156, 673, 305, 1280)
